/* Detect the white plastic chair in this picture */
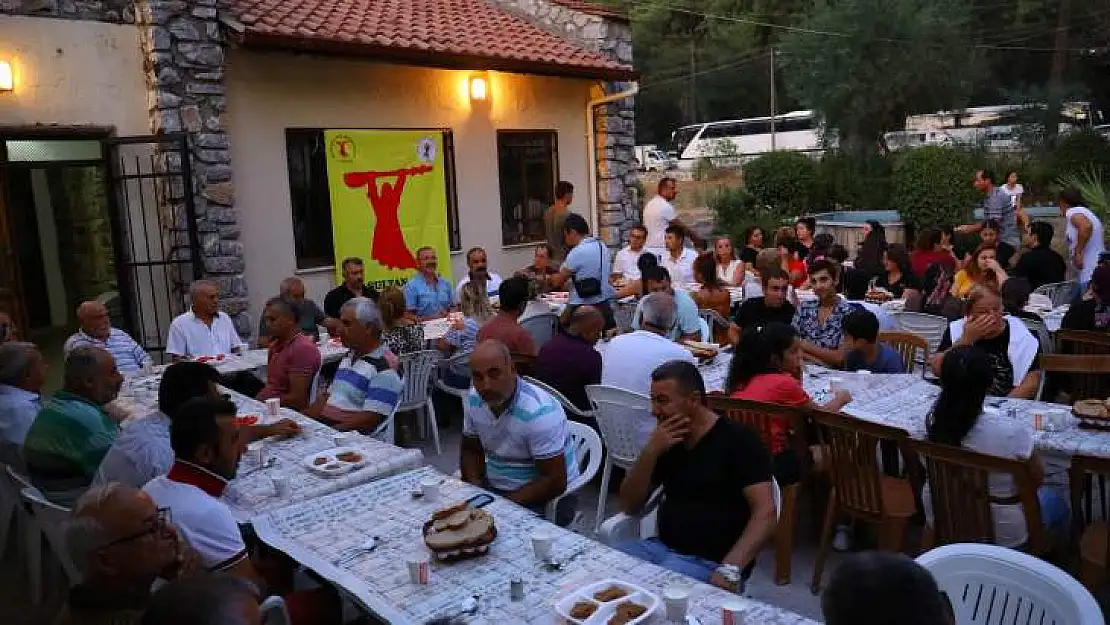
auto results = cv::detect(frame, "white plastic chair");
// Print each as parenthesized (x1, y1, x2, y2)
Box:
(434, 350, 472, 401)
(307, 368, 323, 405)
(917, 543, 1103, 625)
(892, 311, 950, 353)
(546, 421, 603, 524)
(16, 480, 79, 604)
(397, 350, 443, 455)
(0, 460, 22, 562)
(368, 396, 402, 446)
(523, 376, 596, 422)
(585, 384, 653, 532)
(260, 595, 291, 625)
(1020, 317, 1053, 356)
(1034, 281, 1078, 308)
(521, 313, 559, 350)
(599, 478, 782, 546)
(697, 317, 711, 342)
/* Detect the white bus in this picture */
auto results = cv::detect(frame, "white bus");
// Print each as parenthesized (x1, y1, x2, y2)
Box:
(670, 110, 825, 167)
(885, 102, 1104, 152)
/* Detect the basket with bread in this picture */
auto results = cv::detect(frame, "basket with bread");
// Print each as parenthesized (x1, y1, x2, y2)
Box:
(681, 340, 720, 360)
(1073, 399, 1110, 430)
(422, 502, 497, 562)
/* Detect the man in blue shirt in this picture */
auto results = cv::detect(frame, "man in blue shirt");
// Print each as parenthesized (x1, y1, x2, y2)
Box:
(842, 309, 905, 374)
(65, 301, 151, 374)
(550, 213, 616, 329)
(631, 266, 702, 342)
(0, 341, 45, 453)
(403, 246, 454, 320)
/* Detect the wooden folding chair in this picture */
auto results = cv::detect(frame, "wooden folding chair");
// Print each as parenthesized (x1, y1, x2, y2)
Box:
(807, 409, 917, 593)
(878, 331, 929, 376)
(1038, 354, 1110, 402)
(1070, 455, 1110, 589)
(904, 438, 1045, 555)
(707, 396, 809, 585)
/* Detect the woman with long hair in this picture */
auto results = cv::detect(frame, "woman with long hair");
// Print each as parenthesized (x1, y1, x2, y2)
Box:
(437, 280, 492, 355)
(727, 322, 852, 484)
(693, 252, 732, 320)
(876, 243, 920, 299)
(775, 227, 808, 288)
(951, 244, 1007, 298)
(924, 345, 1067, 547)
(853, 220, 887, 276)
(379, 286, 425, 355)
(910, 228, 956, 278)
(713, 236, 744, 286)
(740, 226, 764, 272)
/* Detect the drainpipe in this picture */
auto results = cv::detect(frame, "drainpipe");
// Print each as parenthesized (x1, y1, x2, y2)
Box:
(586, 83, 639, 241)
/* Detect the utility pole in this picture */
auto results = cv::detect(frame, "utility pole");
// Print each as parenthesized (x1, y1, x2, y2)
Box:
(688, 38, 697, 124)
(1047, 0, 1072, 142)
(769, 47, 777, 151)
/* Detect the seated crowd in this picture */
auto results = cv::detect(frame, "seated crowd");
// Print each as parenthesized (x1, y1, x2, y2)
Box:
(0, 172, 1104, 624)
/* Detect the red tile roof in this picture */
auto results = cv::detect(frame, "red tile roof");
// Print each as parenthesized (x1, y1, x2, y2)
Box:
(228, 0, 636, 80)
(550, 0, 629, 21)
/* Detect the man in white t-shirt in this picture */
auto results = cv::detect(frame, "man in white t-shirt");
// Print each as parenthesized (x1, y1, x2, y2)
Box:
(643, 177, 699, 257)
(1060, 186, 1105, 289)
(454, 246, 504, 300)
(166, 280, 247, 360)
(660, 225, 698, 285)
(612, 224, 648, 282)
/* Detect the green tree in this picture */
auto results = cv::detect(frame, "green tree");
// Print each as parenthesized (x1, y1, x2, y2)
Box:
(779, 0, 984, 153)
(893, 147, 979, 232)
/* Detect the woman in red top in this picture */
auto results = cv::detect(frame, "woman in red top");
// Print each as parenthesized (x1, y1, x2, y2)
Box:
(910, 228, 957, 279)
(774, 228, 808, 289)
(727, 322, 852, 484)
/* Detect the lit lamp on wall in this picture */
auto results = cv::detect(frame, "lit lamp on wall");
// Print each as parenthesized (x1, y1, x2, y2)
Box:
(0, 60, 13, 92)
(469, 74, 488, 102)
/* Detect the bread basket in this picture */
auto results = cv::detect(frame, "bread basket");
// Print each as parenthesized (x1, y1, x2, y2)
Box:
(422, 504, 497, 562)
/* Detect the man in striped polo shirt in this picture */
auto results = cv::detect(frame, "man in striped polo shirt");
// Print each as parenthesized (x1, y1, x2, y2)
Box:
(64, 301, 151, 374)
(461, 340, 578, 520)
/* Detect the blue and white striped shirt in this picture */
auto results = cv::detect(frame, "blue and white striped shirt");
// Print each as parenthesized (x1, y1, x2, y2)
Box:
(463, 377, 578, 493)
(64, 328, 151, 373)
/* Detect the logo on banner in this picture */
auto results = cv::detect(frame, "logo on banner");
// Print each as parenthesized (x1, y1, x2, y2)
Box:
(329, 133, 357, 162)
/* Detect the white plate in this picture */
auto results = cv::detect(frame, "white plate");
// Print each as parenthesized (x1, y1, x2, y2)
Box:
(554, 579, 660, 625)
(302, 447, 369, 477)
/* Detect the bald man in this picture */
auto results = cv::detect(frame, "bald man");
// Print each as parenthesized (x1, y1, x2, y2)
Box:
(65, 301, 151, 373)
(461, 340, 578, 518)
(531, 306, 604, 411)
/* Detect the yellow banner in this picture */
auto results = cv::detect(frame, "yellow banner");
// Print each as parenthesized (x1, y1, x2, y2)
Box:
(325, 129, 452, 289)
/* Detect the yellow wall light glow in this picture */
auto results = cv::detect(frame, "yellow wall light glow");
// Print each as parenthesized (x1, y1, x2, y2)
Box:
(469, 75, 488, 102)
(0, 60, 13, 92)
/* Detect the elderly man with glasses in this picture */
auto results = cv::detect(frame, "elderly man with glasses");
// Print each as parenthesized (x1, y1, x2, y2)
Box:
(56, 483, 200, 625)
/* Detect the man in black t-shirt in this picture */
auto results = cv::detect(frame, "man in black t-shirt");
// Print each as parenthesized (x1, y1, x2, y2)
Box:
(729, 268, 795, 344)
(323, 257, 379, 321)
(1012, 221, 1066, 290)
(615, 361, 776, 593)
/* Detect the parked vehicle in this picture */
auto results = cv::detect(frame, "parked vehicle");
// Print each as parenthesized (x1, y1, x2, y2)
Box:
(633, 145, 676, 171)
(670, 110, 825, 167)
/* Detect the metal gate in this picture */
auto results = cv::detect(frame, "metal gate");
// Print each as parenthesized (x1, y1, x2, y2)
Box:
(103, 134, 202, 361)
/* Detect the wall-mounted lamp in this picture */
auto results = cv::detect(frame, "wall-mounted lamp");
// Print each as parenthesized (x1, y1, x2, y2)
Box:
(0, 61, 13, 92)
(469, 75, 488, 102)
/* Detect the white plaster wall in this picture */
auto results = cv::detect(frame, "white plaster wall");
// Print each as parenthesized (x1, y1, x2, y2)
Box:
(225, 50, 595, 328)
(0, 16, 148, 134)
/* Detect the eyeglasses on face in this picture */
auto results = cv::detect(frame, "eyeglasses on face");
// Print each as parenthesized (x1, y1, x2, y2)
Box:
(99, 507, 173, 549)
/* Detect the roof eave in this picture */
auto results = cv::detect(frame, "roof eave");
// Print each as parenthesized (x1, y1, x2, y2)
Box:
(234, 30, 639, 82)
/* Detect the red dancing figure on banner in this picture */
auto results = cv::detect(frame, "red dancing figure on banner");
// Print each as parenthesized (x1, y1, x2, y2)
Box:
(343, 164, 433, 270)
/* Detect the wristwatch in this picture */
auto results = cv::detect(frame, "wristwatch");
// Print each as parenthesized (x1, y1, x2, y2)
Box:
(714, 564, 742, 589)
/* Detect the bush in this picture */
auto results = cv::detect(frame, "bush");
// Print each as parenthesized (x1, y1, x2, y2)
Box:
(742, 151, 820, 215)
(1052, 130, 1110, 180)
(711, 186, 794, 244)
(892, 146, 978, 232)
(818, 150, 893, 210)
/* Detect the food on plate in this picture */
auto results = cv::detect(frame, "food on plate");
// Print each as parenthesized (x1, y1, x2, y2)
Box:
(608, 601, 647, 624)
(335, 451, 362, 463)
(1074, 399, 1109, 419)
(313, 457, 328, 466)
(569, 602, 598, 619)
(423, 505, 496, 552)
(592, 585, 629, 602)
(681, 340, 718, 359)
(865, 289, 893, 303)
(234, 415, 260, 427)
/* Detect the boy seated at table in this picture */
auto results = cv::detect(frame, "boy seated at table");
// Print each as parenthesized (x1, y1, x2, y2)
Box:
(841, 309, 905, 374)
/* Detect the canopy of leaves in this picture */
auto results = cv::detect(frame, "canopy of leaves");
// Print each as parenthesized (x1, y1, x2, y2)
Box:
(779, 0, 983, 152)
(892, 147, 979, 232)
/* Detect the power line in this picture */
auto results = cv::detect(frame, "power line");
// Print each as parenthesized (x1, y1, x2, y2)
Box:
(639, 50, 772, 91)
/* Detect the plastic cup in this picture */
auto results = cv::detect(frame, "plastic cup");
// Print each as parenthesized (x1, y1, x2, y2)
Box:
(246, 442, 265, 466)
(721, 598, 747, 625)
(333, 433, 350, 448)
(420, 478, 440, 501)
(1044, 409, 1069, 432)
(662, 586, 690, 622)
(829, 377, 845, 393)
(530, 529, 554, 560)
(271, 475, 291, 497)
(407, 553, 430, 584)
(265, 398, 281, 418)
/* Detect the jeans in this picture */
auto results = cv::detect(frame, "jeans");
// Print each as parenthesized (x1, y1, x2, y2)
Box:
(615, 538, 718, 583)
(1038, 487, 1069, 534)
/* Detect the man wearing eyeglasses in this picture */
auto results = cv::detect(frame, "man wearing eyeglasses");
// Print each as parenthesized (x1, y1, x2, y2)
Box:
(58, 483, 200, 625)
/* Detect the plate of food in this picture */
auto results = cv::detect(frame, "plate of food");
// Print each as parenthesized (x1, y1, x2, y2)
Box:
(302, 447, 369, 477)
(422, 502, 497, 561)
(194, 354, 226, 363)
(554, 579, 660, 625)
(681, 340, 720, 359)
(864, 288, 894, 304)
(235, 414, 260, 427)
(1073, 399, 1110, 429)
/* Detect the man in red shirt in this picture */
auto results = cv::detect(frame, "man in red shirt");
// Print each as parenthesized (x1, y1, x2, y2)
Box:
(476, 276, 537, 357)
(257, 297, 321, 411)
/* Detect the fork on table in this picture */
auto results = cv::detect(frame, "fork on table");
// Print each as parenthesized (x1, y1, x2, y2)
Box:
(333, 536, 381, 566)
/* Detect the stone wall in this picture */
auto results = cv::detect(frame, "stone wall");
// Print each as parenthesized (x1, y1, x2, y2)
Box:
(0, 0, 134, 22)
(134, 0, 250, 336)
(486, 0, 639, 247)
